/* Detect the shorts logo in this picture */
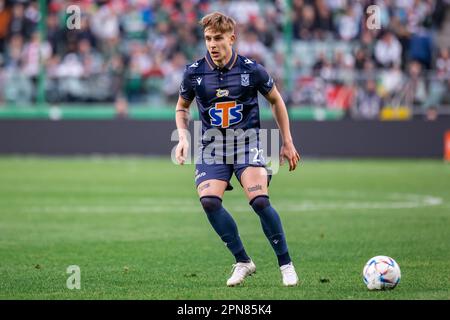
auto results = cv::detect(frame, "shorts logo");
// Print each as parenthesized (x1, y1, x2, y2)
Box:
(209, 101, 243, 128)
(241, 74, 250, 86)
(195, 171, 206, 181)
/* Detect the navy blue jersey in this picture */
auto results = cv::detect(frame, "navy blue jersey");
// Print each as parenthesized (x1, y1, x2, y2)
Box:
(179, 50, 274, 135)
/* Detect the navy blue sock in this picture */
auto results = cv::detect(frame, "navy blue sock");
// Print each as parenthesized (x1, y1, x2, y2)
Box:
(200, 196, 251, 263)
(250, 195, 292, 266)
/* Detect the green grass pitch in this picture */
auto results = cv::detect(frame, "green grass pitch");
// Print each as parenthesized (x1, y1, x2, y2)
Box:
(0, 157, 449, 299)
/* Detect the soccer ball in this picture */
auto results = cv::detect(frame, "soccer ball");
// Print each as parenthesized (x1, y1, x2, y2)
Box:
(362, 256, 401, 290)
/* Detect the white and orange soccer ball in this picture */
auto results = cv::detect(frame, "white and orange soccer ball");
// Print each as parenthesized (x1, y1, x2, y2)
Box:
(363, 256, 401, 290)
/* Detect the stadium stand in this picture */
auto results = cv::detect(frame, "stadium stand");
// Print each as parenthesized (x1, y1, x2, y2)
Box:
(0, 0, 449, 120)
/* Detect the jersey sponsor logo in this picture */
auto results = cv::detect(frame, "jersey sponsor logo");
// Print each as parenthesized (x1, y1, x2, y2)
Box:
(241, 74, 250, 86)
(216, 89, 229, 97)
(189, 62, 199, 68)
(244, 58, 253, 64)
(209, 101, 243, 128)
(196, 77, 203, 85)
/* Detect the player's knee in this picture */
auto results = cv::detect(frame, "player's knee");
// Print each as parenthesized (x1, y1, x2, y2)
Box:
(249, 195, 270, 212)
(200, 196, 223, 214)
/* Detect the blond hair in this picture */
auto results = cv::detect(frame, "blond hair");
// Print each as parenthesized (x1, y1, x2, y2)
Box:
(199, 12, 236, 34)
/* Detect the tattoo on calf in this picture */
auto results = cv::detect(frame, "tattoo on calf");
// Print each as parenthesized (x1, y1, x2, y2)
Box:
(247, 185, 262, 192)
(199, 183, 210, 192)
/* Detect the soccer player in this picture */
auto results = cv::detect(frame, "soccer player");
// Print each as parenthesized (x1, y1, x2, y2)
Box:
(175, 12, 301, 287)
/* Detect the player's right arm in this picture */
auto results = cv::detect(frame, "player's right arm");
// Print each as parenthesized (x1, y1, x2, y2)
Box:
(175, 96, 192, 165)
(175, 66, 195, 165)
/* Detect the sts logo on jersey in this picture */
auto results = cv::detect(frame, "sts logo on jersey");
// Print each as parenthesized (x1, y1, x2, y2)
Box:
(209, 101, 243, 128)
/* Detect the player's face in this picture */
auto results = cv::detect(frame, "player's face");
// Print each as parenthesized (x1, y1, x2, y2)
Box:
(204, 28, 235, 66)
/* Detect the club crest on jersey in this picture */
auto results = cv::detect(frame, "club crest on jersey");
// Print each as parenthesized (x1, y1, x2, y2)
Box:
(241, 74, 250, 86)
(209, 101, 243, 128)
(216, 89, 229, 97)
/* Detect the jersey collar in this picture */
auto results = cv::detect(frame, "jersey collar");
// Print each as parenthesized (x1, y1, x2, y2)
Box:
(206, 49, 237, 71)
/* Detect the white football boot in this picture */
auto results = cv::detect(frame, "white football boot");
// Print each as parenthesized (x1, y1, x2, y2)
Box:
(226, 260, 256, 287)
(280, 262, 299, 286)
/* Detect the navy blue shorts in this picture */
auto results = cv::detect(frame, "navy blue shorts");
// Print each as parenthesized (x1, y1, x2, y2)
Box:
(194, 144, 271, 190)
(194, 134, 272, 190)
(194, 163, 272, 191)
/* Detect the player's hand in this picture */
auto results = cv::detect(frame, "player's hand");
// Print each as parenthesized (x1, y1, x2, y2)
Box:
(280, 142, 301, 171)
(175, 139, 189, 165)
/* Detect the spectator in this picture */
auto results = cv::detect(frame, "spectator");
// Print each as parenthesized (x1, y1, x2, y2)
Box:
(120, 1, 149, 40)
(4, 33, 23, 69)
(0, 0, 11, 54)
(374, 30, 403, 68)
(436, 48, 450, 77)
(2, 34, 33, 104)
(378, 63, 404, 100)
(294, 4, 317, 40)
(404, 60, 427, 108)
(46, 13, 64, 56)
(424, 48, 450, 112)
(409, 27, 433, 69)
(21, 31, 52, 83)
(228, 0, 260, 25)
(405, 0, 434, 34)
(8, 2, 34, 40)
(75, 14, 97, 49)
(314, 0, 333, 39)
(337, 6, 360, 41)
(237, 31, 268, 64)
(90, 1, 120, 43)
(77, 38, 103, 77)
(162, 52, 186, 103)
(353, 79, 382, 120)
(358, 31, 375, 60)
(424, 106, 438, 121)
(354, 48, 368, 70)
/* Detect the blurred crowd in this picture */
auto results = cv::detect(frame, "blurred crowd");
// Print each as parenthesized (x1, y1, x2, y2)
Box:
(0, 0, 449, 120)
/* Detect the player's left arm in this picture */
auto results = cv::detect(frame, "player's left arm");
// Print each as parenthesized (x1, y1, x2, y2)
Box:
(264, 86, 301, 171)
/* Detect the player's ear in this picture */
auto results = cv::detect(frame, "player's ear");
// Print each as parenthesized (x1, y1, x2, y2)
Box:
(229, 33, 236, 46)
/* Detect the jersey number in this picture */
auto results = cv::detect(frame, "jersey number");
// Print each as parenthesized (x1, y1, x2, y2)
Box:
(251, 148, 264, 163)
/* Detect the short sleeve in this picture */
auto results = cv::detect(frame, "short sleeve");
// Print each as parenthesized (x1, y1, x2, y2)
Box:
(179, 66, 195, 101)
(255, 63, 275, 95)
